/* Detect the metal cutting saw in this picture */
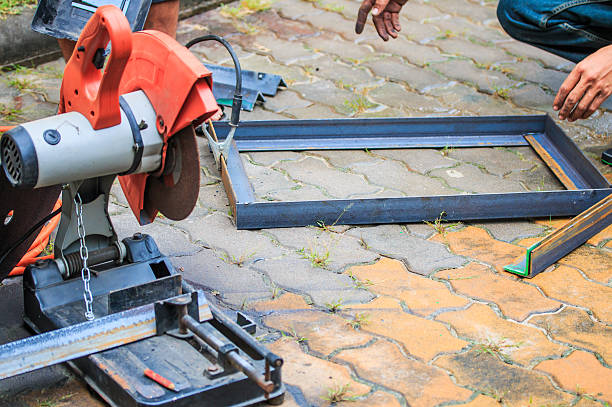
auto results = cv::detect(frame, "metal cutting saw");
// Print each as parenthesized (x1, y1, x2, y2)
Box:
(0, 5, 284, 406)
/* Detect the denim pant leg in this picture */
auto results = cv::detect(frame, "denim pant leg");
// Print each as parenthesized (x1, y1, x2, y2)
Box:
(497, 0, 612, 62)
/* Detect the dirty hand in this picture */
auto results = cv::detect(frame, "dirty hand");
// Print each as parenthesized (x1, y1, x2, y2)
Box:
(554, 44, 612, 121)
(355, 0, 408, 41)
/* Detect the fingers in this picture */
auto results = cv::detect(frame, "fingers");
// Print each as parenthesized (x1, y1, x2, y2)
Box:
(391, 12, 401, 32)
(383, 11, 398, 38)
(581, 91, 609, 119)
(569, 88, 598, 121)
(373, 14, 389, 41)
(371, 0, 391, 15)
(553, 68, 580, 113)
(355, 0, 374, 34)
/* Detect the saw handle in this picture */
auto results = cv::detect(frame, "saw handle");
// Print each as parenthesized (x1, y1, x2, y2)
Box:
(59, 5, 132, 130)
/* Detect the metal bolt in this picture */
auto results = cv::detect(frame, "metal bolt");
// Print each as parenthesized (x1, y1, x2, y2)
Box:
(207, 365, 218, 373)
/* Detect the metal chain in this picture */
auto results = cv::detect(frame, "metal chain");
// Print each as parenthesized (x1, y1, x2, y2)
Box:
(74, 193, 95, 321)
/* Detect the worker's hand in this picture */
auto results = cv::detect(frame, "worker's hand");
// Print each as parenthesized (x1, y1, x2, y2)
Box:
(554, 44, 612, 121)
(355, 0, 408, 41)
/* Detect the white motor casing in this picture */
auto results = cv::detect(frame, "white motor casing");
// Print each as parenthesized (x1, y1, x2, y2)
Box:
(1, 90, 163, 188)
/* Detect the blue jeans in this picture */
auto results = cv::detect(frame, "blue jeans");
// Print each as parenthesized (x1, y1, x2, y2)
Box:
(497, 0, 612, 62)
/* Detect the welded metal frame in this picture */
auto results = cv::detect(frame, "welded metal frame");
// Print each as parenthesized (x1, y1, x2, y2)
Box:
(212, 115, 612, 230)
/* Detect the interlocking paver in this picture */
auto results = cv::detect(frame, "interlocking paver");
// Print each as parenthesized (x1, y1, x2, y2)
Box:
(501, 60, 568, 92)
(436, 303, 567, 366)
(363, 57, 448, 93)
(365, 36, 448, 66)
(360, 309, 468, 361)
(429, 0, 497, 22)
(425, 81, 523, 115)
(369, 82, 448, 115)
(473, 221, 547, 243)
(301, 57, 377, 89)
(268, 339, 371, 406)
(351, 159, 457, 195)
(177, 212, 286, 261)
(251, 257, 375, 305)
(434, 351, 573, 406)
(456, 394, 503, 407)
(435, 262, 562, 321)
(255, 9, 317, 40)
(253, 292, 313, 312)
(347, 225, 466, 275)
(347, 257, 469, 317)
(428, 163, 527, 193)
(509, 83, 556, 111)
(257, 89, 312, 113)
(346, 295, 403, 311)
(531, 266, 612, 324)
(430, 37, 512, 66)
(335, 340, 472, 407)
(429, 59, 516, 96)
(431, 226, 527, 271)
(446, 146, 539, 176)
(172, 249, 273, 306)
(557, 246, 612, 284)
(349, 391, 402, 407)
(528, 307, 612, 365)
(498, 40, 575, 72)
(535, 351, 612, 403)
(291, 79, 357, 113)
(303, 35, 374, 62)
(374, 148, 458, 174)
(276, 155, 381, 197)
(265, 226, 379, 271)
(237, 54, 311, 83)
(264, 310, 373, 356)
(587, 224, 612, 247)
(308, 149, 383, 171)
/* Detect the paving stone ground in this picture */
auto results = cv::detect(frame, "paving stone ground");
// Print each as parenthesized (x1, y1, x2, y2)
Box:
(1, 0, 611, 406)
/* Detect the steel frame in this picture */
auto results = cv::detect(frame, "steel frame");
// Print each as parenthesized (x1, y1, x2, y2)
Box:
(212, 115, 612, 230)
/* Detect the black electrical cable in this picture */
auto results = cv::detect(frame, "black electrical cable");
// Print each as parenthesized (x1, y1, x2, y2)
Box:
(185, 35, 243, 126)
(0, 207, 61, 268)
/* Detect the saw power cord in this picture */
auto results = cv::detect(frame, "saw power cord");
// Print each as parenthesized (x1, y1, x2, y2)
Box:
(0, 200, 61, 277)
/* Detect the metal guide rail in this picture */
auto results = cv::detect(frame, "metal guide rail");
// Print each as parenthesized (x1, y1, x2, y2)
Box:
(211, 115, 611, 229)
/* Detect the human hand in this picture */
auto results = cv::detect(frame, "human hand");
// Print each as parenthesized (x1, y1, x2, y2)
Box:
(355, 0, 408, 41)
(554, 44, 612, 121)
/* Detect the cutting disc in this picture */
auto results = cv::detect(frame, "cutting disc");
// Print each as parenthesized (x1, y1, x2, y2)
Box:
(0, 171, 60, 280)
(144, 125, 200, 221)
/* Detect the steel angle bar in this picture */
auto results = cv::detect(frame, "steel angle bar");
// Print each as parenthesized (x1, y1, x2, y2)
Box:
(0, 304, 156, 380)
(213, 116, 548, 151)
(205, 64, 286, 96)
(205, 64, 286, 111)
(233, 189, 612, 229)
(505, 193, 612, 278)
(212, 84, 265, 112)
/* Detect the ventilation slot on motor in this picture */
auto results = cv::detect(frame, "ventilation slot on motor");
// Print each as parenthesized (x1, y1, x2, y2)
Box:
(1, 136, 23, 185)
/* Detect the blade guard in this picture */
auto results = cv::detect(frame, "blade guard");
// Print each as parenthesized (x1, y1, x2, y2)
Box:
(118, 30, 219, 224)
(58, 6, 219, 225)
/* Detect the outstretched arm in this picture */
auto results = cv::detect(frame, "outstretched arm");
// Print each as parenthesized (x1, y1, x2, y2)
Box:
(355, 0, 408, 41)
(554, 44, 612, 121)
